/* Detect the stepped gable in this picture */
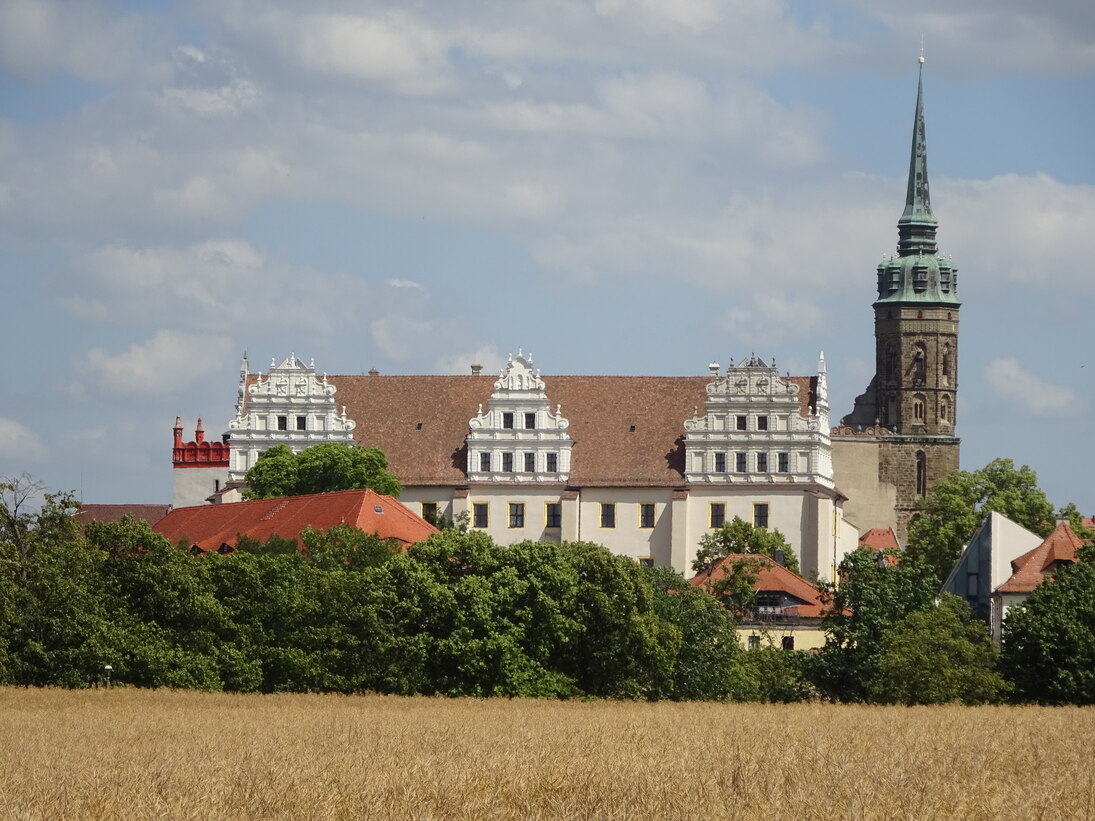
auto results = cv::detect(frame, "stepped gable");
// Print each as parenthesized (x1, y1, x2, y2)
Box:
(322, 373, 818, 488)
(154, 488, 438, 552)
(74, 504, 172, 528)
(996, 523, 1082, 594)
(689, 553, 829, 618)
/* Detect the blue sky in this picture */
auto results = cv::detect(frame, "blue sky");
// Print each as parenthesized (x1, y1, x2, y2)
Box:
(1, 0, 1093, 513)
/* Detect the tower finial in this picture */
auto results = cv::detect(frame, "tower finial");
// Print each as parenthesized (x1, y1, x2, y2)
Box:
(919, 35, 924, 65)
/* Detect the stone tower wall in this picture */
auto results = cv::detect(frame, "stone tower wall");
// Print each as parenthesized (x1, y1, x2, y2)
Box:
(874, 304, 959, 436)
(879, 436, 961, 541)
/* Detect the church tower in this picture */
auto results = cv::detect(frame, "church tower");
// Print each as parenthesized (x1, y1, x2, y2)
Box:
(835, 60, 961, 540)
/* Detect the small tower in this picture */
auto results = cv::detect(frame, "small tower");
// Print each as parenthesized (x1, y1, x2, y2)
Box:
(837, 59, 961, 540)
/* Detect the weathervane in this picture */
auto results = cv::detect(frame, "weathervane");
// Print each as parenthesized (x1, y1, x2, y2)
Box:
(919, 35, 925, 64)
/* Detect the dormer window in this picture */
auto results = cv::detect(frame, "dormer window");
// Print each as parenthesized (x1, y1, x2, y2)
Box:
(296, 416, 306, 431)
(502, 412, 514, 429)
(524, 412, 536, 429)
(913, 264, 928, 293)
(480, 452, 491, 472)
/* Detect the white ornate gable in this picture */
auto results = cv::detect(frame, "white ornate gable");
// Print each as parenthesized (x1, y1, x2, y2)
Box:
(227, 353, 357, 479)
(683, 354, 833, 487)
(467, 351, 572, 482)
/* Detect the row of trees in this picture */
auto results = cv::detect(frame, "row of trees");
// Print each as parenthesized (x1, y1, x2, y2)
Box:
(3, 459, 1094, 703)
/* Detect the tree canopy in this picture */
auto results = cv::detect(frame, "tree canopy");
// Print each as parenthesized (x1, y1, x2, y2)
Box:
(867, 594, 1006, 705)
(1001, 558, 1095, 705)
(692, 516, 799, 575)
(244, 443, 401, 499)
(812, 547, 939, 702)
(905, 458, 1055, 584)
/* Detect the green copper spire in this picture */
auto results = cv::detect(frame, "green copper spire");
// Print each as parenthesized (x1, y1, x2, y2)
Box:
(897, 61, 937, 256)
(875, 59, 959, 306)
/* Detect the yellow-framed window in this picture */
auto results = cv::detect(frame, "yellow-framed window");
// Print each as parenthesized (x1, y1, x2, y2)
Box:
(508, 502, 525, 528)
(545, 502, 562, 528)
(752, 502, 769, 529)
(421, 501, 439, 525)
(638, 503, 655, 528)
(472, 502, 489, 528)
(600, 503, 616, 528)
(709, 502, 726, 529)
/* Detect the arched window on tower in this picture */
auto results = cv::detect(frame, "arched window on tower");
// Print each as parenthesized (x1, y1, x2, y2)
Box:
(942, 344, 952, 387)
(916, 451, 927, 496)
(940, 396, 951, 425)
(913, 394, 926, 422)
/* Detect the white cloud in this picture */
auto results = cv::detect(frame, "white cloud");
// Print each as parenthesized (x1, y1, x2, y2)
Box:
(721, 293, 827, 349)
(223, 5, 453, 94)
(0, 417, 46, 460)
(849, 1, 1095, 74)
(940, 175, 1095, 292)
(0, 0, 146, 81)
(385, 279, 426, 291)
(81, 331, 234, 397)
(983, 357, 1081, 417)
(160, 78, 261, 117)
(434, 345, 506, 376)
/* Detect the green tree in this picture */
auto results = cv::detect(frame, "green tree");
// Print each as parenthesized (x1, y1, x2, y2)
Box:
(692, 516, 799, 575)
(244, 443, 401, 499)
(643, 566, 750, 701)
(0, 475, 81, 583)
(702, 556, 763, 617)
(739, 646, 818, 703)
(867, 594, 1006, 705)
(9, 534, 117, 688)
(811, 547, 938, 702)
(300, 523, 400, 571)
(88, 516, 228, 690)
(1057, 502, 1095, 542)
(1001, 559, 1095, 704)
(241, 444, 298, 499)
(906, 458, 1054, 584)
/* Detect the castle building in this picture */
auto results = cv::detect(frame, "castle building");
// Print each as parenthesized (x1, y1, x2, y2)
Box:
(831, 61, 960, 541)
(171, 65, 960, 566)
(175, 351, 859, 581)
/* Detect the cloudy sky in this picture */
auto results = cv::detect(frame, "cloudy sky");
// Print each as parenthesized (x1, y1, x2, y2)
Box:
(1, 0, 1093, 513)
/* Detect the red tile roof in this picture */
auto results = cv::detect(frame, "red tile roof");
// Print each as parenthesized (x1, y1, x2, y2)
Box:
(859, 527, 899, 551)
(153, 488, 438, 552)
(74, 504, 172, 527)
(689, 553, 829, 619)
(995, 523, 1082, 594)
(295, 373, 818, 488)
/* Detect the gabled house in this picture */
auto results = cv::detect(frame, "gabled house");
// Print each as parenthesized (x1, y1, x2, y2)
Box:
(153, 488, 438, 554)
(941, 511, 1044, 624)
(991, 523, 1082, 643)
(690, 553, 830, 650)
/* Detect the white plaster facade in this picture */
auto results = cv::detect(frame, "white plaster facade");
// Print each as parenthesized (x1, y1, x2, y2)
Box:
(172, 466, 226, 509)
(941, 511, 1043, 625)
(227, 353, 357, 480)
(466, 352, 573, 483)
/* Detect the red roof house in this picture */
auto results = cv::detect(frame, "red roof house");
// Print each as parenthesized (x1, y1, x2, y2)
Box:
(153, 488, 438, 553)
(690, 554, 831, 649)
(990, 523, 1083, 643)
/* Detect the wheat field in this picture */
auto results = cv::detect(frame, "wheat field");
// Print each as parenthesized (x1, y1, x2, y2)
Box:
(0, 688, 1092, 820)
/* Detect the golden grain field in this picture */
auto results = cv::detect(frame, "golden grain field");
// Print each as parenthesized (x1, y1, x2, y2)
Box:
(0, 688, 1092, 820)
